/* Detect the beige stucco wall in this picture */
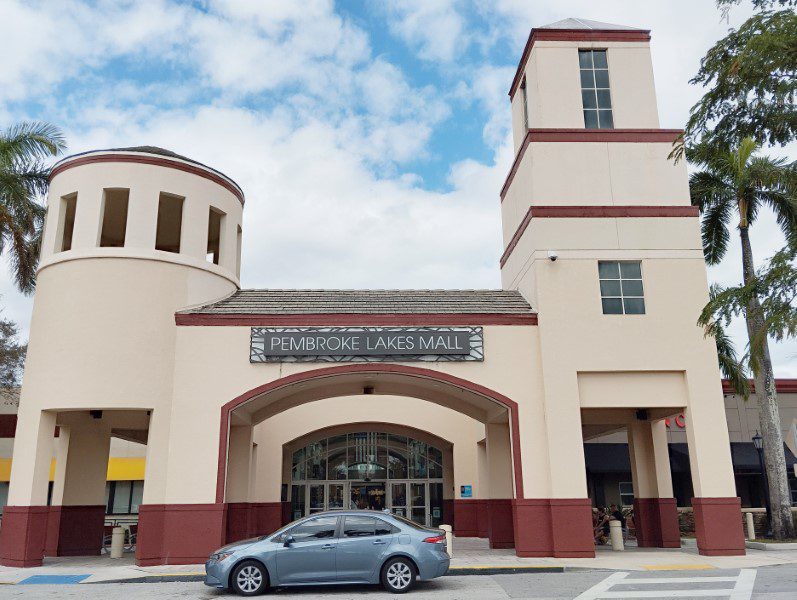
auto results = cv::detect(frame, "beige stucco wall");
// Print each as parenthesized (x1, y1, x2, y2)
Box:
(160, 323, 551, 505)
(511, 40, 660, 146)
(501, 142, 690, 244)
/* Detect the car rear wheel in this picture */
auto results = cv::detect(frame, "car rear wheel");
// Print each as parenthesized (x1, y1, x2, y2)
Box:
(230, 560, 269, 596)
(381, 557, 417, 594)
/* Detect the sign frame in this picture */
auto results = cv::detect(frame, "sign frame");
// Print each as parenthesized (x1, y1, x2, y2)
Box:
(250, 326, 484, 363)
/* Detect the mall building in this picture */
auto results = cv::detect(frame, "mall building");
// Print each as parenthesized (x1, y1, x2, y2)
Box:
(0, 18, 790, 567)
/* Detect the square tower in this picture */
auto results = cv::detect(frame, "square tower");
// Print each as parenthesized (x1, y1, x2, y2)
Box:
(501, 20, 746, 558)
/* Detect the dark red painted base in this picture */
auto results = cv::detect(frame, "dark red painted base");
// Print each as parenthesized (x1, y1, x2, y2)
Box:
(442, 499, 454, 530)
(45, 505, 105, 556)
(252, 503, 283, 536)
(513, 498, 594, 558)
(633, 498, 680, 548)
(453, 499, 480, 537)
(476, 500, 489, 537)
(487, 499, 514, 549)
(225, 503, 253, 544)
(136, 504, 226, 566)
(0, 506, 49, 567)
(692, 497, 745, 556)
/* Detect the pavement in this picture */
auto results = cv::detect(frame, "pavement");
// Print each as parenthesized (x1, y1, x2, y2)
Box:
(2, 567, 797, 599)
(1, 537, 797, 586)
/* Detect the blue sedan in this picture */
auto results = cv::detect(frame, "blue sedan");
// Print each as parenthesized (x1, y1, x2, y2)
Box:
(205, 510, 450, 595)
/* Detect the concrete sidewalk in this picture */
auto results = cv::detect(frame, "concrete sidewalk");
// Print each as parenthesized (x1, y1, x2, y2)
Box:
(2, 537, 797, 585)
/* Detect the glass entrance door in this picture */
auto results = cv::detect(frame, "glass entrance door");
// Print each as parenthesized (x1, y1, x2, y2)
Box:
(349, 482, 386, 511)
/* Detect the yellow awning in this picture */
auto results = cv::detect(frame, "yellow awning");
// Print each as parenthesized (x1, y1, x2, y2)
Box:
(0, 458, 146, 482)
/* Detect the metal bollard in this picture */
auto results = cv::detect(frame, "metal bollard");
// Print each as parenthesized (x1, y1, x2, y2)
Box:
(609, 520, 624, 551)
(745, 512, 756, 541)
(110, 526, 125, 559)
(440, 524, 453, 557)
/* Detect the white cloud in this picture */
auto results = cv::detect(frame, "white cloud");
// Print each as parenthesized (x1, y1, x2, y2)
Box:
(0, 0, 793, 378)
(383, 0, 468, 62)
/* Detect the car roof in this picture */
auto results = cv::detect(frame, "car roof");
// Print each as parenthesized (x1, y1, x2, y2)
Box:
(304, 510, 395, 518)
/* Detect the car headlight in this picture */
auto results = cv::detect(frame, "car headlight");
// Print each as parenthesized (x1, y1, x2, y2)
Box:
(210, 551, 234, 562)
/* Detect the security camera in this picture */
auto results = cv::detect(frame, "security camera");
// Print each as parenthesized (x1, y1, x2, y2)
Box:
(547, 250, 558, 262)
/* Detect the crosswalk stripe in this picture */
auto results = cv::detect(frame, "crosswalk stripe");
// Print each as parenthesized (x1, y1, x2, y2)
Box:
(729, 569, 757, 600)
(618, 577, 738, 584)
(571, 568, 757, 600)
(572, 572, 630, 600)
(599, 591, 734, 598)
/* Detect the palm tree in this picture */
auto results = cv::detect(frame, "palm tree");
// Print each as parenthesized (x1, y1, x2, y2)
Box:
(0, 122, 66, 293)
(690, 137, 797, 539)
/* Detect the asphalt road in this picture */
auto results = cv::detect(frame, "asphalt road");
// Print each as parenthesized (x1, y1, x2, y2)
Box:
(1, 566, 796, 599)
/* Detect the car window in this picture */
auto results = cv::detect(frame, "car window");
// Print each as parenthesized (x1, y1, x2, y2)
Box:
(288, 515, 338, 542)
(374, 519, 396, 536)
(343, 515, 376, 537)
(342, 515, 397, 537)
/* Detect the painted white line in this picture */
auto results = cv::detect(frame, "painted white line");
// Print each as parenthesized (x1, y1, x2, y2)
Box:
(599, 591, 733, 598)
(572, 572, 629, 600)
(618, 576, 738, 584)
(729, 569, 757, 600)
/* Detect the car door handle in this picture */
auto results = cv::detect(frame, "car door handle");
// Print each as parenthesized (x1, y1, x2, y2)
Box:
(372, 539, 386, 545)
(321, 544, 335, 549)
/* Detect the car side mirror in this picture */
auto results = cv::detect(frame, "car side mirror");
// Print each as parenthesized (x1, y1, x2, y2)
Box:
(283, 535, 295, 547)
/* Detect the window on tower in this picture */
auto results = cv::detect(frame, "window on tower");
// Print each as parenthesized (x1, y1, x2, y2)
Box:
(520, 78, 530, 130)
(598, 261, 645, 314)
(155, 192, 185, 253)
(579, 49, 613, 129)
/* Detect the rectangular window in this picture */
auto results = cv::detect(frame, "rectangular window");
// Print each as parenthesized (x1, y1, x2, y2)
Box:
(579, 49, 613, 129)
(206, 207, 225, 265)
(0, 482, 8, 515)
(619, 482, 634, 507)
(155, 193, 184, 253)
(599, 261, 645, 315)
(520, 78, 530, 130)
(99, 188, 129, 247)
(106, 480, 144, 514)
(58, 193, 77, 252)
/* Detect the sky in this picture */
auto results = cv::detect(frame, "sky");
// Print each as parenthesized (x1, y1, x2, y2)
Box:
(0, 0, 794, 376)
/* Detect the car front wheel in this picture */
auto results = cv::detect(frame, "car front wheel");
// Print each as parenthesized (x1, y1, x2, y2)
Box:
(381, 557, 417, 593)
(230, 559, 269, 596)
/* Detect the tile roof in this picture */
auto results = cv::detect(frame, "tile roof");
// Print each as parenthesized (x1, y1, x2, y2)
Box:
(180, 289, 535, 315)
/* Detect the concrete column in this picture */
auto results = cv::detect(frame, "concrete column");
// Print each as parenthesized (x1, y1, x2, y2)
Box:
(225, 425, 254, 545)
(56, 418, 111, 506)
(45, 416, 111, 557)
(220, 212, 238, 273)
(683, 377, 745, 556)
(227, 425, 253, 502)
(628, 419, 679, 548)
(141, 408, 168, 505)
(485, 423, 514, 549)
(179, 195, 209, 260)
(6, 409, 56, 506)
(0, 409, 56, 566)
(124, 184, 159, 250)
(453, 435, 480, 537)
(70, 184, 103, 249)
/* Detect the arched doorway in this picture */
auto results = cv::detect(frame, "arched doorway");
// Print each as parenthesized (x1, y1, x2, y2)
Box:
(216, 364, 522, 551)
(285, 425, 453, 527)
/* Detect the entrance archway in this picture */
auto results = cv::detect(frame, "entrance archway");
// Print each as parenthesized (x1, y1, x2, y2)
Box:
(216, 364, 525, 503)
(216, 364, 523, 551)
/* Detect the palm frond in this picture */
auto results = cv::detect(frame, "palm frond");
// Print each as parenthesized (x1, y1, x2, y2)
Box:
(0, 122, 66, 163)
